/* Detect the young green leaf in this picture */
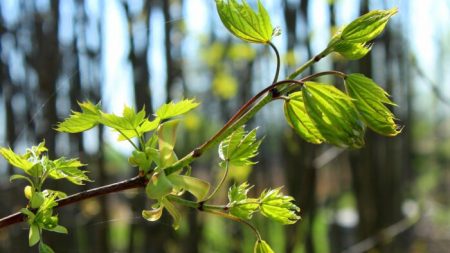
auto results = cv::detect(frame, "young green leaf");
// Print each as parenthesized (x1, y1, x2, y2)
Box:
(168, 174, 211, 201)
(219, 126, 262, 166)
(302, 82, 365, 148)
(228, 182, 259, 220)
(29, 224, 41, 247)
(0, 147, 33, 172)
(39, 242, 55, 253)
(254, 240, 274, 253)
(45, 225, 68, 234)
(215, 0, 273, 44)
(128, 150, 152, 172)
(161, 197, 181, 230)
(156, 99, 200, 120)
(284, 91, 324, 144)
(341, 8, 397, 43)
(158, 120, 180, 167)
(49, 158, 90, 185)
(146, 172, 174, 200)
(345, 73, 400, 136)
(333, 41, 372, 60)
(10, 174, 34, 186)
(142, 206, 164, 222)
(56, 101, 101, 133)
(259, 187, 300, 225)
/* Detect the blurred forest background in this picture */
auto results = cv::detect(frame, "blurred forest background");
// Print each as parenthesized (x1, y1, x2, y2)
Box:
(0, 0, 449, 252)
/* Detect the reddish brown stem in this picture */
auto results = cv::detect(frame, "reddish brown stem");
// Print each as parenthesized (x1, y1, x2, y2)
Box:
(0, 175, 147, 229)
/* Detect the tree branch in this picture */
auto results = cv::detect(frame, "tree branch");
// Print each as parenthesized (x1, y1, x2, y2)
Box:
(0, 175, 147, 229)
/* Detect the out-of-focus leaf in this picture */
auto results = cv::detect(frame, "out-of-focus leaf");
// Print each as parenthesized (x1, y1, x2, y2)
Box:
(302, 82, 365, 148)
(345, 73, 400, 136)
(29, 224, 40, 246)
(156, 99, 200, 120)
(259, 187, 300, 225)
(219, 126, 262, 166)
(56, 101, 101, 133)
(10, 174, 34, 186)
(213, 71, 238, 100)
(215, 0, 273, 44)
(39, 242, 55, 253)
(254, 240, 274, 253)
(284, 92, 324, 144)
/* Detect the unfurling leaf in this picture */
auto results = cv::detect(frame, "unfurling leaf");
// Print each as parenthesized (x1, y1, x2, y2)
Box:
(146, 172, 173, 200)
(56, 101, 101, 133)
(333, 41, 372, 60)
(227, 182, 259, 220)
(302, 82, 365, 148)
(157, 120, 180, 167)
(168, 174, 210, 201)
(156, 99, 200, 120)
(219, 126, 262, 166)
(0, 147, 33, 172)
(345, 73, 401, 136)
(259, 187, 300, 225)
(161, 197, 181, 230)
(142, 206, 164, 222)
(327, 8, 397, 60)
(49, 158, 90, 185)
(341, 8, 397, 43)
(254, 240, 274, 253)
(284, 92, 324, 144)
(215, 0, 273, 44)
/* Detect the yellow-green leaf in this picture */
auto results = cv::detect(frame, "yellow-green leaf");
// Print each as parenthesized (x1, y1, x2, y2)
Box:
(259, 187, 300, 225)
(29, 224, 40, 246)
(146, 172, 173, 200)
(303, 82, 365, 148)
(341, 8, 397, 43)
(156, 99, 200, 120)
(333, 41, 372, 60)
(56, 101, 101, 133)
(284, 92, 324, 144)
(216, 0, 273, 44)
(142, 206, 164, 222)
(254, 240, 274, 253)
(161, 197, 181, 230)
(0, 147, 33, 172)
(168, 174, 210, 201)
(157, 120, 180, 168)
(345, 73, 400, 136)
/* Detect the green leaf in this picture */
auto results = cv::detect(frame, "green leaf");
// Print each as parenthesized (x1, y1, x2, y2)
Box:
(161, 197, 181, 230)
(284, 92, 324, 144)
(10, 174, 34, 186)
(254, 240, 274, 253)
(49, 158, 91, 185)
(156, 99, 200, 120)
(21, 208, 36, 223)
(259, 187, 300, 225)
(56, 101, 101, 133)
(116, 118, 160, 141)
(341, 8, 397, 43)
(302, 82, 365, 148)
(30, 192, 45, 209)
(216, 0, 273, 44)
(29, 224, 41, 246)
(146, 172, 174, 200)
(39, 242, 55, 253)
(45, 225, 68, 234)
(157, 120, 180, 167)
(128, 150, 152, 172)
(228, 182, 259, 220)
(0, 147, 33, 172)
(142, 206, 164, 222)
(333, 41, 372, 60)
(168, 174, 211, 201)
(345, 73, 400, 136)
(219, 126, 262, 166)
